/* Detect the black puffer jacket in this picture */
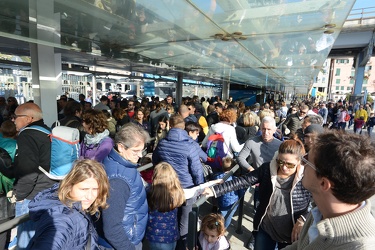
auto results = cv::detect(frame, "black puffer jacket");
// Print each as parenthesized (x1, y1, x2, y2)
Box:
(213, 154, 311, 231)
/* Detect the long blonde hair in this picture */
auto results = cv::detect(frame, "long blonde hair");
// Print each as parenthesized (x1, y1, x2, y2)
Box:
(58, 159, 109, 215)
(148, 162, 185, 212)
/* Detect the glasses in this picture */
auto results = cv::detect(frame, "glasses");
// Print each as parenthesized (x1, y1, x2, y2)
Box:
(7, 99, 14, 102)
(11, 114, 29, 120)
(276, 159, 297, 169)
(299, 110, 307, 114)
(301, 153, 318, 173)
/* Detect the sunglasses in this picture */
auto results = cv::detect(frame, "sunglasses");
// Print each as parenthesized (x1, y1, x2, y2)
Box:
(301, 153, 318, 173)
(276, 159, 297, 169)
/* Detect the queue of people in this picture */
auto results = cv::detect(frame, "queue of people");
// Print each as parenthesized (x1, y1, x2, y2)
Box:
(0, 94, 374, 250)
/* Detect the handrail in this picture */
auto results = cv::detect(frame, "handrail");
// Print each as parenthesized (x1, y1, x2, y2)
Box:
(347, 7, 375, 21)
(187, 164, 241, 250)
(137, 162, 153, 172)
(0, 144, 156, 235)
(0, 213, 29, 234)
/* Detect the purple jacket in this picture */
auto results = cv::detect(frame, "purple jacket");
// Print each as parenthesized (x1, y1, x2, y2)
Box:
(80, 137, 114, 162)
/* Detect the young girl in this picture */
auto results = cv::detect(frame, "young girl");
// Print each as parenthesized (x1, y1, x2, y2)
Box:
(27, 159, 110, 249)
(146, 162, 221, 250)
(198, 213, 230, 250)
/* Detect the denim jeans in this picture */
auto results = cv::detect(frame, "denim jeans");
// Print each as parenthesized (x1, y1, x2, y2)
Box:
(220, 203, 238, 228)
(368, 126, 373, 137)
(15, 199, 34, 249)
(254, 228, 290, 250)
(149, 241, 176, 250)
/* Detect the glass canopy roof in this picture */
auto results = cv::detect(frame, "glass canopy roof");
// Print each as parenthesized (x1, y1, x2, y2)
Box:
(0, 0, 356, 92)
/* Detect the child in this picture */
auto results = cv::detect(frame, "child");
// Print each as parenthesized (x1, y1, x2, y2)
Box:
(367, 112, 375, 137)
(198, 213, 230, 250)
(354, 116, 365, 134)
(213, 157, 245, 228)
(146, 162, 221, 250)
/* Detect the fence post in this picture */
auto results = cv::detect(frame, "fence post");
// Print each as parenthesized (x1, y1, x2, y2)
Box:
(187, 204, 199, 250)
(235, 195, 244, 234)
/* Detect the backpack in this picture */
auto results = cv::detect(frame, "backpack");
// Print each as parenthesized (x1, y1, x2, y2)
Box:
(344, 112, 351, 122)
(25, 124, 80, 179)
(206, 133, 229, 171)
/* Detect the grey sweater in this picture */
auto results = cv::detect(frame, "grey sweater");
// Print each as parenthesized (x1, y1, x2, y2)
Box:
(284, 200, 375, 250)
(237, 135, 282, 170)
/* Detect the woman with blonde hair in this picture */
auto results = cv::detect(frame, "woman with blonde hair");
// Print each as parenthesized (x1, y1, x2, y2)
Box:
(237, 112, 258, 144)
(146, 162, 221, 250)
(27, 159, 110, 249)
(166, 104, 175, 117)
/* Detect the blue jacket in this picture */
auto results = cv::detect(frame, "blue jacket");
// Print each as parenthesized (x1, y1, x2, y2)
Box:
(153, 128, 204, 188)
(28, 184, 99, 249)
(101, 149, 148, 249)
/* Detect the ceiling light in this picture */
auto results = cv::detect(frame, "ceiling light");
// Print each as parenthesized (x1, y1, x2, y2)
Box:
(324, 30, 334, 34)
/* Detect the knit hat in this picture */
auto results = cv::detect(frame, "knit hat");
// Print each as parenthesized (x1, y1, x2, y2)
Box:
(304, 124, 324, 135)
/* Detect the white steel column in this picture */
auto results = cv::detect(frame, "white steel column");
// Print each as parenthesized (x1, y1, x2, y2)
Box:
(29, 0, 61, 126)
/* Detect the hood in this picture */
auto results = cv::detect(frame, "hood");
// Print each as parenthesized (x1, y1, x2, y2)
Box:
(210, 122, 231, 134)
(165, 128, 190, 142)
(28, 183, 81, 221)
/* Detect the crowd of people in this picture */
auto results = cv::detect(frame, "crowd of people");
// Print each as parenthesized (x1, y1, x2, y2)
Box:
(0, 93, 374, 250)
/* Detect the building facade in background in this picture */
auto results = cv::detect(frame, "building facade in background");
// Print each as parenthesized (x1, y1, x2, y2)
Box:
(314, 57, 375, 102)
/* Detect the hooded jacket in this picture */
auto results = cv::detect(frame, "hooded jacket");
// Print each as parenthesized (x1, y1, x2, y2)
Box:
(213, 153, 311, 232)
(28, 184, 99, 249)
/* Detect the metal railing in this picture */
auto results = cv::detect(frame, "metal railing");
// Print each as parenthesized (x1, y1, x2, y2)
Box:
(0, 155, 156, 234)
(346, 7, 375, 24)
(187, 164, 244, 250)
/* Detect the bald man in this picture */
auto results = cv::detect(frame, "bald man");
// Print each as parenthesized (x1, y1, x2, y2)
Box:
(12, 103, 55, 248)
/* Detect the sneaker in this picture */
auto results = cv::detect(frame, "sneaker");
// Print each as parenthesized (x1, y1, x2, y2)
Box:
(245, 234, 255, 250)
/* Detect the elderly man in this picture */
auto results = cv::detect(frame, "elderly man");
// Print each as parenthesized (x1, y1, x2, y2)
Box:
(12, 103, 55, 248)
(238, 116, 282, 172)
(286, 131, 375, 249)
(237, 116, 283, 249)
(99, 123, 150, 250)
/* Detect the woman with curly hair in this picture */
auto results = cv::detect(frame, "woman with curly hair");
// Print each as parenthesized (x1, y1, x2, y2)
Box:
(27, 159, 110, 249)
(202, 109, 243, 158)
(80, 109, 114, 162)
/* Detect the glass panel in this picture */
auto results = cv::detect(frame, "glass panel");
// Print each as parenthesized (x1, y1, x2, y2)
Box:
(0, 0, 358, 91)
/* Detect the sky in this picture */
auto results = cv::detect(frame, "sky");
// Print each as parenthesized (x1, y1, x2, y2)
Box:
(353, 0, 374, 10)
